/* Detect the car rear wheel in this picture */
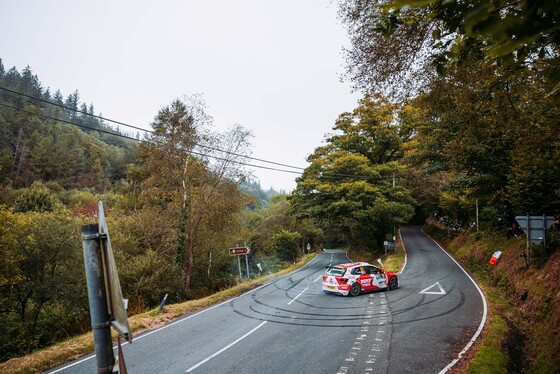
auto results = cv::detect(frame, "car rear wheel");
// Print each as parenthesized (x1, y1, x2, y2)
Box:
(388, 276, 398, 290)
(349, 282, 361, 296)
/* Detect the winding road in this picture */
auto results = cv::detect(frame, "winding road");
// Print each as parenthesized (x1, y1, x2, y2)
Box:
(48, 226, 486, 374)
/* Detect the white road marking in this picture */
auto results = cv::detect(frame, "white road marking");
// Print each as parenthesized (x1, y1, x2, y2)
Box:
(287, 287, 309, 305)
(419, 281, 447, 295)
(50, 254, 324, 373)
(423, 230, 488, 374)
(185, 321, 267, 372)
(398, 229, 408, 275)
(314, 274, 323, 282)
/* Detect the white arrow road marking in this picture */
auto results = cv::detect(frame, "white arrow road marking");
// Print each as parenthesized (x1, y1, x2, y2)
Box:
(419, 281, 446, 295)
(186, 321, 267, 372)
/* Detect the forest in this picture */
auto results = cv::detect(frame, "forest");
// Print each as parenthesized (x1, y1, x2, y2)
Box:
(1, 0, 559, 365)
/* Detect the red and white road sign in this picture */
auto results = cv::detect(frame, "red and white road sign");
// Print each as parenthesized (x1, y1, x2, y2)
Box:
(229, 247, 250, 255)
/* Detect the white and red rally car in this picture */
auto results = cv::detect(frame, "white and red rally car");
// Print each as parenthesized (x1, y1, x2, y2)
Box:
(322, 262, 399, 296)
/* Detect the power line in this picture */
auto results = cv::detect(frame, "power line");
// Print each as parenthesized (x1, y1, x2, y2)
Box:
(0, 88, 406, 182)
(0, 86, 306, 171)
(0, 102, 305, 175)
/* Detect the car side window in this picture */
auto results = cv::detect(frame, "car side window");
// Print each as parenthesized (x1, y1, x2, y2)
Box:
(351, 268, 360, 275)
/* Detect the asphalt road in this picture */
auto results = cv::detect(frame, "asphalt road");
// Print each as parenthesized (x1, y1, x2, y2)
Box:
(48, 226, 485, 374)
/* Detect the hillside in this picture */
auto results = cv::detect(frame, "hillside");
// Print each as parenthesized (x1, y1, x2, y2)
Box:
(424, 222, 560, 373)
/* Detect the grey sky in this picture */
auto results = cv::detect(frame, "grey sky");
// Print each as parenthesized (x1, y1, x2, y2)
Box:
(0, 0, 360, 191)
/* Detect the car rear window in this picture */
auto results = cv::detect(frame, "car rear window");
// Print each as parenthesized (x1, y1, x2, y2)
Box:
(326, 267, 346, 276)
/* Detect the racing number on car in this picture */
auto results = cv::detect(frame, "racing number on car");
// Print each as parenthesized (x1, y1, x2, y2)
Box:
(374, 273, 387, 288)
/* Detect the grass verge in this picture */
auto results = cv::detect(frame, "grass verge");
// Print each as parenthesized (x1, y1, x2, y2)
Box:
(0, 253, 317, 374)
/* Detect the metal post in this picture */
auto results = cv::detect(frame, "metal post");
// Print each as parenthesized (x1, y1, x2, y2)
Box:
(81, 224, 114, 373)
(526, 214, 531, 267)
(237, 256, 243, 281)
(476, 198, 479, 232)
(543, 214, 547, 250)
(244, 241, 250, 280)
(392, 173, 396, 245)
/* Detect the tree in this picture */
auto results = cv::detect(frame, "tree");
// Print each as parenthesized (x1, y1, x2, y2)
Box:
(272, 230, 302, 263)
(131, 97, 252, 296)
(405, 57, 560, 216)
(0, 208, 87, 360)
(338, 0, 560, 97)
(291, 95, 416, 250)
(13, 181, 59, 213)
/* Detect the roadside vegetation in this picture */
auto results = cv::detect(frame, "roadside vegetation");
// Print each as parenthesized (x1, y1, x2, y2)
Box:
(425, 223, 560, 373)
(0, 253, 317, 374)
(1, 0, 559, 371)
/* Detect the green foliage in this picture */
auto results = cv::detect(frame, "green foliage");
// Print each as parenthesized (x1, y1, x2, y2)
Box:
(0, 64, 135, 191)
(13, 181, 59, 213)
(0, 207, 87, 361)
(338, 0, 560, 98)
(291, 95, 416, 250)
(466, 313, 508, 374)
(272, 230, 302, 263)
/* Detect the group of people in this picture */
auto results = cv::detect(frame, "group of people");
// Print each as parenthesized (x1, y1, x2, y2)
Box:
(435, 214, 464, 232)
(506, 223, 522, 239)
(433, 212, 560, 236)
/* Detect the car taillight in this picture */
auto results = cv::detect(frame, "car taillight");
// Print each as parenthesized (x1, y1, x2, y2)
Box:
(336, 277, 348, 284)
(323, 274, 327, 282)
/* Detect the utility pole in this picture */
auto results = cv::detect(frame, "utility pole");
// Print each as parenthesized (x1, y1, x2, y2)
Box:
(392, 173, 396, 242)
(476, 198, 479, 232)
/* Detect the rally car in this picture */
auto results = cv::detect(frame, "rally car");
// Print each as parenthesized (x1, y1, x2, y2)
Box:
(322, 262, 399, 296)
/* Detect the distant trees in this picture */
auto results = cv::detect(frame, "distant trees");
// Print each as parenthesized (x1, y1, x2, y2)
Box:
(0, 62, 134, 191)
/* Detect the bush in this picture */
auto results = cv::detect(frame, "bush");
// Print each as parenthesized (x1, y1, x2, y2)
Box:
(272, 230, 302, 263)
(13, 182, 59, 213)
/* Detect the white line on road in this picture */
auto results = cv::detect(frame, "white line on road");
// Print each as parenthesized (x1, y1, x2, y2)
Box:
(314, 274, 323, 282)
(185, 321, 267, 372)
(424, 232, 488, 374)
(287, 287, 309, 305)
(49, 253, 323, 373)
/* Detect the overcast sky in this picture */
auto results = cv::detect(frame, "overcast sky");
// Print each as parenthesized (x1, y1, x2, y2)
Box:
(0, 0, 360, 191)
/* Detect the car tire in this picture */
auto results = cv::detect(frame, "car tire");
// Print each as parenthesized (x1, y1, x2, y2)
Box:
(349, 282, 361, 297)
(388, 276, 399, 290)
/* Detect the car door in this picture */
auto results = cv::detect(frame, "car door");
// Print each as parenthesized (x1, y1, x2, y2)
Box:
(357, 266, 376, 291)
(367, 266, 387, 289)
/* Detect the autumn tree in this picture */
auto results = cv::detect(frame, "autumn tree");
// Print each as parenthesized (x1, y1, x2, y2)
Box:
(339, 0, 559, 97)
(0, 207, 87, 360)
(404, 57, 560, 216)
(131, 97, 252, 296)
(291, 95, 416, 251)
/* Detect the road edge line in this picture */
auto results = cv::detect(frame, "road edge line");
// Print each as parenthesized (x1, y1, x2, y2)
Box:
(421, 229, 488, 374)
(397, 228, 408, 275)
(49, 254, 321, 372)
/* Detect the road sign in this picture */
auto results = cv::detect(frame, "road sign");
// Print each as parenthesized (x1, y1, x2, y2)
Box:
(98, 201, 132, 342)
(515, 215, 554, 245)
(229, 246, 250, 255)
